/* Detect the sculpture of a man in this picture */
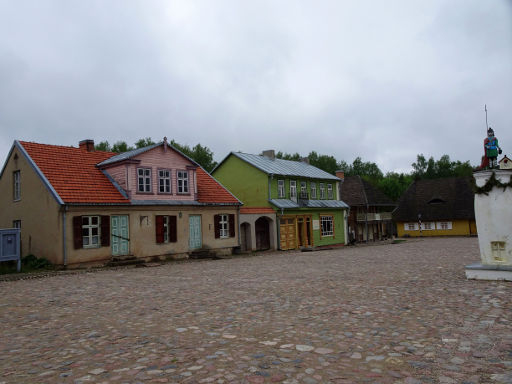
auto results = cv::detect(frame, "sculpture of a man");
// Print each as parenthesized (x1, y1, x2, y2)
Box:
(484, 127, 502, 169)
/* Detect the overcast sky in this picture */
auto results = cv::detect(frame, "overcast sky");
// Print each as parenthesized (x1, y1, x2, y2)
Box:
(1, 0, 511, 173)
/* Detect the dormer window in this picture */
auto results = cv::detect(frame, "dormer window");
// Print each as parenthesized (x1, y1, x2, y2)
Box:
(177, 170, 189, 194)
(158, 169, 171, 194)
(428, 197, 445, 204)
(137, 168, 152, 193)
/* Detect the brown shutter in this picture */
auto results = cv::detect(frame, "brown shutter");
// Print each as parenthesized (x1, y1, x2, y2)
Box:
(156, 215, 164, 243)
(229, 214, 235, 237)
(101, 216, 110, 247)
(214, 214, 220, 239)
(169, 215, 177, 243)
(73, 216, 83, 249)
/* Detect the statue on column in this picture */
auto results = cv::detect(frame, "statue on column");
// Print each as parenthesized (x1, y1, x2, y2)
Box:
(483, 127, 502, 169)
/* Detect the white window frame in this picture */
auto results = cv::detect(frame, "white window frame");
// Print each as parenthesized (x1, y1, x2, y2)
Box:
(319, 183, 325, 199)
(310, 182, 317, 199)
(13, 170, 20, 200)
(158, 169, 171, 194)
(421, 222, 435, 230)
(137, 168, 152, 193)
(436, 221, 452, 230)
(82, 216, 100, 248)
(13, 220, 21, 229)
(177, 170, 189, 194)
(163, 216, 170, 242)
(300, 181, 307, 197)
(278, 179, 285, 198)
(219, 214, 229, 238)
(290, 180, 297, 201)
(320, 215, 334, 237)
(404, 222, 419, 231)
(327, 184, 333, 199)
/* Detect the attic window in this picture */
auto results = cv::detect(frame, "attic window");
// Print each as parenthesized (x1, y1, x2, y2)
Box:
(428, 197, 445, 204)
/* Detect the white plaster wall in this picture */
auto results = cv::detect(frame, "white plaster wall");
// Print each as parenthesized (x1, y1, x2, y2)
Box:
(474, 170, 512, 265)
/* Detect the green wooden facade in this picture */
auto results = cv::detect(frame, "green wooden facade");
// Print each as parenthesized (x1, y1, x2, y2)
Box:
(212, 152, 348, 249)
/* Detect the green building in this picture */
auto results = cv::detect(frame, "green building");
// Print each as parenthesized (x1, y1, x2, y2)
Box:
(212, 150, 349, 251)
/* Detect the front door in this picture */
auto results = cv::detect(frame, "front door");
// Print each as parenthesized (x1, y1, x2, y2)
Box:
(279, 217, 296, 250)
(111, 215, 129, 256)
(189, 215, 202, 249)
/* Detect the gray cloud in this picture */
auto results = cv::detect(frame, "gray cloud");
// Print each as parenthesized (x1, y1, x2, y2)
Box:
(1, 0, 511, 173)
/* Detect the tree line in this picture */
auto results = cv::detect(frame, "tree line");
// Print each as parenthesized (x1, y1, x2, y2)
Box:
(95, 138, 475, 201)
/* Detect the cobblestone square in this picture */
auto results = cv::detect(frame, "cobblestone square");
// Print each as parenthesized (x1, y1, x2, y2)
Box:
(1, 237, 511, 383)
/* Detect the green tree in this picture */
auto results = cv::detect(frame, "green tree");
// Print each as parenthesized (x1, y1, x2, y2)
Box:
(111, 141, 134, 153)
(276, 151, 302, 161)
(170, 140, 217, 172)
(135, 137, 155, 148)
(376, 172, 413, 201)
(95, 141, 111, 152)
(308, 151, 339, 175)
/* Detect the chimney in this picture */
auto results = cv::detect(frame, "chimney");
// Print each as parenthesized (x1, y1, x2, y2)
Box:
(163, 136, 168, 152)
(336, 170, 345, 180)
(301, 157, 309, 164)
(262, 150, 275, 160)
(79, 139, 95, 152)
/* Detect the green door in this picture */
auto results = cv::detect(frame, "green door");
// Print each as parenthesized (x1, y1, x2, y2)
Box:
(111, 215, 130, 256)
(189, 215, 202, 249)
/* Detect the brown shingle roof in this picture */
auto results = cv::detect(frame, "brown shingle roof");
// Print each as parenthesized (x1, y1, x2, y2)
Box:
(340, 175, 396, 207)
(392, 177, 475, 222)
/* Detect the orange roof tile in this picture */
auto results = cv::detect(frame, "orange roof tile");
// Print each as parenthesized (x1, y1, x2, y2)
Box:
(240, 207, 275, 214)
(20, 141, 129, 204)
(196, 167, 240, 204)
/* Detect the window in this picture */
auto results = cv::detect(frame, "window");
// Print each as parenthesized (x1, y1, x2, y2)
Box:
(310, 182, 317, 199)
(73, 216, 109, 249)
(278, 180, 285, 198)
(300, 181, 307, 198)
(436, 221, 452, 230)
(327, 184, 333, 199)
(320, 215, 334, 237)
(82, 216, 100, 248)
(177, 170, 189, 194)
(215, 214, 235, 238)
(13, 220, 21, 229)
(156, 215, 177, 243)
(405, 222, 419, 231)
(158, 169, 171, 193)
(290, 180, 297, 201)
(319, 183, 325, 199)
(13, 170, 20, 200)
(137, 168, 152, 193)
(219, 214, 229, 238)
(421, 222, 435, 230)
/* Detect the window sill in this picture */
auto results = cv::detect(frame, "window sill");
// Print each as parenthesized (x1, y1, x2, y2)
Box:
(177, 192, 191, 196)
(157, 192, 173, 195)
(136, 191, 154, 195)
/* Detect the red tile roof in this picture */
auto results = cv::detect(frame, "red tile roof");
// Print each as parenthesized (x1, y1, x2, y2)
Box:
(20, 141, 129, 204)
(196, 167, 240, 204)
(19, 141, 239, 205)
(240, 207, 275, 214)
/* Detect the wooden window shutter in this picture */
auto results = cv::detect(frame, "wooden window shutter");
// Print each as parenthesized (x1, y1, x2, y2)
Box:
(73, 216, 83, 249)
(229, 214, 235, 237)
(169, 215, 177, 243)
(155, 215, 164, 243)
(214, 214, 220, 239)
(100, 216, 110, 247)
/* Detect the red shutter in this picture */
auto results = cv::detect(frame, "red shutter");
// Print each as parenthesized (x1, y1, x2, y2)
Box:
(169, 215, 177, 243)
(100, 216, 110, 247)
(156, 215, 164, 243)
(73, 216, 83, 249)
(229, 214, 235, 237)
(214, 214, 220, 239)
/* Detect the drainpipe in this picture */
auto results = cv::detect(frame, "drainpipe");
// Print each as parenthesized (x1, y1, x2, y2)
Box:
(62, 205, 68, 267)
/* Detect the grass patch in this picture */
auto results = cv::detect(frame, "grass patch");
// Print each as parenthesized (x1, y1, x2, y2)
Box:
(0, 254, 54, 275)
(392, 239, 407, 244)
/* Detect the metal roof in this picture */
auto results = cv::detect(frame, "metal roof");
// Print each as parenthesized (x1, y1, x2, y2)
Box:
(269, 199, 348, 210)
(97, 143, 162, 166)
(304, 200, 349, 209)
(230, 152, 340, 180)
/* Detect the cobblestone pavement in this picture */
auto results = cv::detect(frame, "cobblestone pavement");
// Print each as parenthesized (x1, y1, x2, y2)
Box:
(1, 237, 511, 384)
